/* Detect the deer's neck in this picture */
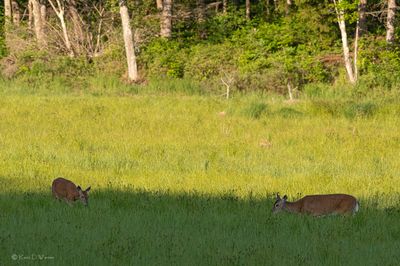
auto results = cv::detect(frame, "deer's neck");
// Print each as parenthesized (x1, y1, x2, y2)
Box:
(284, 201, 302, 213)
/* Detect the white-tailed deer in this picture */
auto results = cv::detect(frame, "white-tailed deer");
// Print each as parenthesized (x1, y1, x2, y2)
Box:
(272, 193, 359, 216)
(52, 177, 91, 207)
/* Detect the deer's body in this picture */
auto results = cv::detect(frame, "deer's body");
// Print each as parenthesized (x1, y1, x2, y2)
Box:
(52, 177, 90, 206)
(273, 194, 359, 216)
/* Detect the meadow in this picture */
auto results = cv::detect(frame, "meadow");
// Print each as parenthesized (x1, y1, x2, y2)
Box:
(1, 92, 400, 265)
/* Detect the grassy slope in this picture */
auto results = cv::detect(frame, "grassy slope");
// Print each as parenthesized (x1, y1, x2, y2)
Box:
(1, 95, 400, 265)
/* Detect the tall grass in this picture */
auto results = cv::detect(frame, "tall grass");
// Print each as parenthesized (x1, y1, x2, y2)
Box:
(1, 94, 400, 264)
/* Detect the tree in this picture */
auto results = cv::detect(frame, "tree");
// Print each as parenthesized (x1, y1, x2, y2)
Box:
(286, 0, 292, 15)
(119, 0, 138, 81)
(223, 0, 227, 13)
(246, 0, 250, 19)
(160, 0, 172, 38)
(48, 0, 74, 56)
(333, 0, 356, 84)
(4, 0, 12, 26)
(11, 0, 20, 25)
(156, 0, 162, 10)
(32, 0, 46, 48)
(358, 0, 367, 36)
(386, 0, 396, 44)
(68, 0, 84, 54)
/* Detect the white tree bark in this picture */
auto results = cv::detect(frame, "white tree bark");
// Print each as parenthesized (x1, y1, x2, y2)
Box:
(334, 0, 356, 84)
(28, 0, 33, 29)
(246, 0, 250, 19)
(32, 0, 47, 48)
(11, 0, 20, 25)
(5, 0, 12, 26)
(160, 0, 172, 38)
(48, 0, 74, 56)
(68, 0, 85, 54)
(386, 0, 396, 44)
(119, 0, 138, 82)
(286, 0, 292, 15)
(156, 0, 163, 10)
(223, 0, 227, 13)
(40, 1, 47, 24)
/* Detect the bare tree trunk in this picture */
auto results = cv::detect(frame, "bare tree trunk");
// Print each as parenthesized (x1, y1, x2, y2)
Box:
(5, 0, 12, 26)
(358, 0, 367, 36)
(386, 0, 396, 44)
(223, 0, 227, 13)
(48, 0, 74, 56)
(334, 0, 356, 84)
(246, 0, 250, 19)
(68, 0, 85, 54)
(160, 0, 172, 38)
(286, 0, 292, 15)
(354, 19, 359, 81)
(119, 0, 138, 82)
(11, 0, 20, 25)
(156, 0, 163, 10)
(40, 1, 46, 24)
(28, 0, 33, 29)
(32, 0, 46, 48)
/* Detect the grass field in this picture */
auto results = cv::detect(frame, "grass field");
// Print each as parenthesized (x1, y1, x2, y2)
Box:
(1, 94, 400, 265)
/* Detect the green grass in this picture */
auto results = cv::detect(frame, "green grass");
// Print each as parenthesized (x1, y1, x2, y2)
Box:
(1, 94, 400, 265)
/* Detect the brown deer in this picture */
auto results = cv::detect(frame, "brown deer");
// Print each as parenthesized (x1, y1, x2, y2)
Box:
(272, 193, 359, 216)
(52, 177, 91, 207)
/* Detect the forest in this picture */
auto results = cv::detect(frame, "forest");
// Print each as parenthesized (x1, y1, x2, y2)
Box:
(1, 1, 400, 265)
(0, 0, 398, 97)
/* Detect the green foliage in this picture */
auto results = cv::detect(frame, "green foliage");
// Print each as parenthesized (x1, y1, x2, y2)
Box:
(242, 101, 268, 119)
(344, 102, 377, 119)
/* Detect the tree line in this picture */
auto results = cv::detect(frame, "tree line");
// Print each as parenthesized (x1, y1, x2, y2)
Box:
(1, 1, 398, 90)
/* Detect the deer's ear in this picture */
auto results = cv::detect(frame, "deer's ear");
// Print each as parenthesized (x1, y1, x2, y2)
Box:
(283, 195, 288, 200)
(77, 186, 82, 191)
(85, 186, 91, 192)
(276, 193, 281, 200)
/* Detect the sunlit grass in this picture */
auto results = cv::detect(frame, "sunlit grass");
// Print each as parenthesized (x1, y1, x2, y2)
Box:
(1, 94, 400, 264)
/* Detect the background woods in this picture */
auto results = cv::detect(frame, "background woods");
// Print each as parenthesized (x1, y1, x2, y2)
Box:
(0, 0, 399, 96)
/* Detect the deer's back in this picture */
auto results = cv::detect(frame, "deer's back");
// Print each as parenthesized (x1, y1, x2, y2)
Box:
(299, 194, 358, 216)
(52, 177, 78, 199)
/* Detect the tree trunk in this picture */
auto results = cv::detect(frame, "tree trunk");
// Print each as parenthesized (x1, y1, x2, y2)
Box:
(119, 0, 138, 82)
(286, 0, 292, 15)
(246, 0, 250, 19)
(31, 0, 46, 48)
(11, 0, 20, 25)
(68, 0, 85, 54)
(5, 0, 12, 26)
(156, 0, 163, 10)
(334, 0, 356, 84)
(48, 0, 74, 56)
(223, 0, 227, 13)
(28, 0, 33, 29)
(40, 1, 46, 24)
(386, 0, 396, 44)
(358, 0, 367, 36)
(160, 0, 172, 38)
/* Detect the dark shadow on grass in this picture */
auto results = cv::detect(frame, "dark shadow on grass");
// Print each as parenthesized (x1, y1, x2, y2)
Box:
(1, 189, 400, 265)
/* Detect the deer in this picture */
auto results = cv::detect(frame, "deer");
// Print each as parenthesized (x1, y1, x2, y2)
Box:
(272, 193, 359, 216)
(52, 177, 91, 207)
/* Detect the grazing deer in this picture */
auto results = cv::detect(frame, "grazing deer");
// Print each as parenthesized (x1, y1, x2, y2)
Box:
(272, 193, 359, 216)
(52, 177, 91, 207)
